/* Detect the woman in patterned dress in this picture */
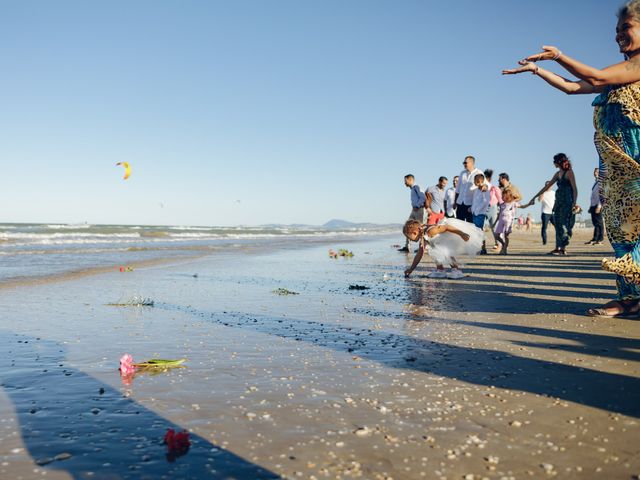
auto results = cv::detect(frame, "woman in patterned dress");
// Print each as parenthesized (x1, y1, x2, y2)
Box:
(503, 1, 640, 317)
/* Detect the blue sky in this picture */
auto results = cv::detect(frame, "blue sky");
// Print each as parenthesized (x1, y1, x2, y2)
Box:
(0, 0, 621, 226)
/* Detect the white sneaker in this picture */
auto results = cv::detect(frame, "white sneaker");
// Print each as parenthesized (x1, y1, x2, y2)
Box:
(446, 269, 465, 279)
(427, 270, 447, 279)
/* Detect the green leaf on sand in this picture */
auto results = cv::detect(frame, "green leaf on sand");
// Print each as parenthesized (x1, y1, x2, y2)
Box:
(134, 358, 186, 369)
(272, 288, 299, 296)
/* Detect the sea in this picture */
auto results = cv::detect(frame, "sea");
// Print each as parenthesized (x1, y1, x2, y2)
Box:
(0, 223, 397, 284)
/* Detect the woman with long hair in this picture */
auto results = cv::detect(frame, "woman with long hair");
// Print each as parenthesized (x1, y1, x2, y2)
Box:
(503, 1, 640, 317)
(524, 153, 578, 256)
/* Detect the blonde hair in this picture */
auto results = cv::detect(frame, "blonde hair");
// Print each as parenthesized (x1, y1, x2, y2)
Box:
(503, 185, 522, 201)
(403, 219, 422, 239)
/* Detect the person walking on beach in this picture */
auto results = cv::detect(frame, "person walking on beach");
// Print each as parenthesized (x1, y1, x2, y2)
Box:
(494, 186, 529, 255)
(399, 174, 426, 252)
(484, 169, 502, 251)
(587, 167, 604, 245)
(523, 154, 578, 256)
(503, 3, 640, 316)
(471, 173, 490, 253)
(455, 156, 482, 222)
(445, 176, 459, 218)
(425, 176, 448, 225)
(539, 182, 556, 246)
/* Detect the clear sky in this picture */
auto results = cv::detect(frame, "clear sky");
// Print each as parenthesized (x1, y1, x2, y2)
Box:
(0, 0, 622, 226)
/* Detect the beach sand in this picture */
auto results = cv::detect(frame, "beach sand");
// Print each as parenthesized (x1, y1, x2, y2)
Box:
(0, 228, 638, 479)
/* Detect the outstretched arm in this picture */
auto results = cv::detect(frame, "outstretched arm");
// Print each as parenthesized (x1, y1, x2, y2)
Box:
(524, 173, 559, 206)
(567, 169, 578, 207)
(404, 243, 424, 277)
(427, 224, 470, 242)
(522, 45, 640, 87)
(503, 61, 604, 94)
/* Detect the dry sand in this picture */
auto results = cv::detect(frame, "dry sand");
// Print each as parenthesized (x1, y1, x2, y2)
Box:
(0, 228, 637, 479)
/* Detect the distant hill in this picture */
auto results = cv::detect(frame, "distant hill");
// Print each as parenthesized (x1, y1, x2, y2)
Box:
(322, 219, 359, 229)
(258, 219, 398, 230)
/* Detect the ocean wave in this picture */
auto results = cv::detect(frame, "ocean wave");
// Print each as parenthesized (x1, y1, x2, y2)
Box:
(0, 223, 398, 251)
(45, 224, 93, 229)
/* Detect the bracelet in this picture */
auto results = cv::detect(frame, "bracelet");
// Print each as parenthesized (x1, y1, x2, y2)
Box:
(532, 65, 539, 75)
(552, 50, 562, 61)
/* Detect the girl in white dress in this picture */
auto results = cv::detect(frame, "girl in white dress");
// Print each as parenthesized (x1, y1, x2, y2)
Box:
(403, 218, 484, 279)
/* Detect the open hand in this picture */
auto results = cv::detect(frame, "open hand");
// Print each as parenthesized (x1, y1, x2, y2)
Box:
(521, 45, 561, 63)
(502, 61, 537, 75)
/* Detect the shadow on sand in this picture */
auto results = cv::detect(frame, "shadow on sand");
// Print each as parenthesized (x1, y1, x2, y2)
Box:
(448, 319, 640, 363)
(0, 332, 279, 479)
(161, 304, 640, 419)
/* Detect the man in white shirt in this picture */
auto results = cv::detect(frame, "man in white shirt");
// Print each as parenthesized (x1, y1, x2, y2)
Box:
(539, 182, 556, 246)
(455, 155, 482, 222)
(445, 176, 458, 218)
(587, 167, 604, 245)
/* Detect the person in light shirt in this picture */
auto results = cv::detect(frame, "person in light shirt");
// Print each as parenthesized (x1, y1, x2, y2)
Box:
(471, 174, 491, 229)
(586, 167, 604, 245)
(484, 169, 502, 252)
(425, 176, 448, 225)
(444, 176, 459, 218)
(539, 182, 556, 246)
(471, 173, 491, 253)
(455, 156, 482, 222)
(399, 174, 426, 252)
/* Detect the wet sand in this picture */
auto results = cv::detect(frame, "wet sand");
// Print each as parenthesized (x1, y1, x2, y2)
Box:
(0, 229, 638, 479)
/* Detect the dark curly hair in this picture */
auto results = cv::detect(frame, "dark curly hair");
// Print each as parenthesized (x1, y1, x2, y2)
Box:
(553, 153, 572, 171)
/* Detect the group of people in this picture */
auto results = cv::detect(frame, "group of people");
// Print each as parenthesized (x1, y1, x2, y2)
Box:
(402, 0, 640, 317)
(401, 155, 533, 279)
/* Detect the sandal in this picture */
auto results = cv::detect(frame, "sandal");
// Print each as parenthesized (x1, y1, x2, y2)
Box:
(586, 300, 640, 318)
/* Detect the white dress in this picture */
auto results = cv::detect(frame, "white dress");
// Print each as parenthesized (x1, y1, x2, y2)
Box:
(424, 218, 484, 266)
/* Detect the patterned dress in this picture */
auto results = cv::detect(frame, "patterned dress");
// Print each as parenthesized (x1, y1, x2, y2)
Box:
(552, 172, 574, 250)
(592, 83, 640, 299)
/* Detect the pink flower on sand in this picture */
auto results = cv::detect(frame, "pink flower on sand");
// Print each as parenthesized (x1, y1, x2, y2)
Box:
(119, 354, 136, 376)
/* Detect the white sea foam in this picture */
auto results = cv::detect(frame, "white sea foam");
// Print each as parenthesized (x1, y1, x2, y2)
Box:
(0, 223, 397, 250)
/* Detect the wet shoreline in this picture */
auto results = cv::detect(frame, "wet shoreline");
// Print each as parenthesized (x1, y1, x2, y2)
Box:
(0, 229, 637, 479)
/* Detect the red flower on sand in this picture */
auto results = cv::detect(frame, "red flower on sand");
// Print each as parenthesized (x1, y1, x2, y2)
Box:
(164, 428, 191, 461)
